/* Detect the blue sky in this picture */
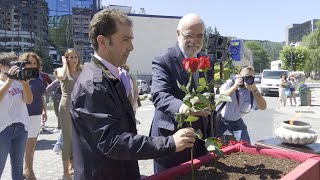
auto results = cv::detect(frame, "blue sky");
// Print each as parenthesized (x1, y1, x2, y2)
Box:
(102, 0, 319, 42)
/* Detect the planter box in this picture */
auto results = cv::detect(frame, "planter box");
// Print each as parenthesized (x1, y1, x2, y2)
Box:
(145, 144, 320, 180)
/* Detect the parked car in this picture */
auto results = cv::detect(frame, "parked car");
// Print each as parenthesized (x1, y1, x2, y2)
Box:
(254, 73, 261, 83)
(260, 69, 289, 95)
(137, 79, 149, 95)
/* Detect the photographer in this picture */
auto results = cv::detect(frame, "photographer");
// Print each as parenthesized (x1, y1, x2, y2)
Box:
(20, 52, 46, 180)
(218, 66, 267, 144)
(0, 52, 33, 180)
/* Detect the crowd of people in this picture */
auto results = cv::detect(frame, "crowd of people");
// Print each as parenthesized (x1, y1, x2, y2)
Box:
(0, 9, 269, 180)
(279, 74, 298, 107)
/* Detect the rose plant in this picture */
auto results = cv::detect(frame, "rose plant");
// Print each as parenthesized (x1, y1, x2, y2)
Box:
(175, 56, 232, 179)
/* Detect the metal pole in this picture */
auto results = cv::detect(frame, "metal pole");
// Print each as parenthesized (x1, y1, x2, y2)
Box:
(290, 46, 293, 71)
(260, 63, 262, 73)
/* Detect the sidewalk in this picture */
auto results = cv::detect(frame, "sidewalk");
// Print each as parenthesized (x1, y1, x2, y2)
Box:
(275, 86, 320, 136)
(1, 99, 154, 180)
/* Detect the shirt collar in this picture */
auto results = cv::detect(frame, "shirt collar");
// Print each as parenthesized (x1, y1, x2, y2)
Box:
(94, 53, 119, 79)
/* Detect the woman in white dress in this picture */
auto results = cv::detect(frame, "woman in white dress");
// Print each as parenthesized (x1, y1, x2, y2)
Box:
(279, 74, 289, 107)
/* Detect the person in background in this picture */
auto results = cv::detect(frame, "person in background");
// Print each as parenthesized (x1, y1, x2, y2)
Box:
(46, 78, 63, 153)
(39, 61, 52, 132)
(218, 66, 267, 144)
(70, 9, 196, 179)
(0, 52, 33, 180)
(288, 75, 297, 106)
(21, 52, 47, 180)
(122, 64, 140, 124)
(150, 13, 214, 173)
(279, 74, 289, 107)
(55, 48, 82, 180)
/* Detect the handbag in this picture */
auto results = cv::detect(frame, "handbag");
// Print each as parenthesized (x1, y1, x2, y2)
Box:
(284, 87, 291, 97)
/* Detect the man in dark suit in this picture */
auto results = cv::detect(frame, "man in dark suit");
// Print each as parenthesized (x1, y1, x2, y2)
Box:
(151, 13, 214, 173)
(70, 9, 197, 180)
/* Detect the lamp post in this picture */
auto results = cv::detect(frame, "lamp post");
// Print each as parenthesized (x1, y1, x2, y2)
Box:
(289, 42, 295, 71)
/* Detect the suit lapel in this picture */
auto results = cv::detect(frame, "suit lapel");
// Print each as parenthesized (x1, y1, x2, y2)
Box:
(91, 57, 136, 126)
(172, 44, 189, 86)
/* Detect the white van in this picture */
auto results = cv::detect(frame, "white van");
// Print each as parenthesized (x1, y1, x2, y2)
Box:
(260, 69, 289, 95)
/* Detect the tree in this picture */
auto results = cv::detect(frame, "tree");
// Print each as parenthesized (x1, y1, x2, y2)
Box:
(302, 21, 320, 77)
(35, 50, 53, 74)
(245, 41, 270, 73)
(202, 26, 213, 52)
(48, 15, 73, 56)
(279, 45, 308, 71)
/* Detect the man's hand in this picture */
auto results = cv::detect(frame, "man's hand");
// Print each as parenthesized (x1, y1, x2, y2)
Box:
(173, 128, 196, 152)
(245, 83, 258, 92)
(233, 75, 243, 88)
(182, 104, 212, 118)
(190, 106, 212, 117)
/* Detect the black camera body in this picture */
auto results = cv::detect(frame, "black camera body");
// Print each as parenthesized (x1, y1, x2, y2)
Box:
(6, 60, 39, 80)
(242, 75, 254, 85)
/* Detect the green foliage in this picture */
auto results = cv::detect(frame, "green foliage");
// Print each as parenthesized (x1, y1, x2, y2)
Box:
(279, 46, 308, 71)
(245, 41, 270, 72)
(35, 50, 53, 74)
(48, 15, 74, 55)
(202, 26, 214, 52)
(302, 24, 320, 75)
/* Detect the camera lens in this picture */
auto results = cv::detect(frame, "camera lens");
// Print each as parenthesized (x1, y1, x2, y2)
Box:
(244, 76, 254, 85)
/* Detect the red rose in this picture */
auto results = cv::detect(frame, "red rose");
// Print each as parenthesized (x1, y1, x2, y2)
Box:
(198, 56, 210, 71)
(182, 58, 200, 73)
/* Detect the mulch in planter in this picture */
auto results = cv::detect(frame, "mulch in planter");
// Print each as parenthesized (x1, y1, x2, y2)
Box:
(176, 152, 301, 180)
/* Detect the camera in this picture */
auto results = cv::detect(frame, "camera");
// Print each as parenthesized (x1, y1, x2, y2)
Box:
(5, 60, 39, 80)
(242, 75, 254, 85)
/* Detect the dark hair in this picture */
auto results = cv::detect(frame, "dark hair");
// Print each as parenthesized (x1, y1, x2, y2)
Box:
(0, 52, 18, 66)
(280, 74, 287, 78)
(89, 9, 133, 51)
(19, 52, 42, 70)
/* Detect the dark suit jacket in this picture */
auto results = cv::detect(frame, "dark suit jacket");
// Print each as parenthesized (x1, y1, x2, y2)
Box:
(151, 44, 214, 172)
(70, 56, 176, 180)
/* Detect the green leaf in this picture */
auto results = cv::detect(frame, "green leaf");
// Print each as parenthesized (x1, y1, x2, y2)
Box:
(195, 129, 203, 139)
(196, 85, 206, 93)
(177, 80, 188, 94)
(199, 77, 206, 87)
(175, 113, 186, 128)
(213, 148, 225, 158)
(215, 94, 232, 106)
(190, 96, 199, 106)
(193, 102, 208, 111)
(197, 93, 210, 104)
(205, 137, 225, 158)
(196, 78, 207, 93)
(185, 115, 199, 123)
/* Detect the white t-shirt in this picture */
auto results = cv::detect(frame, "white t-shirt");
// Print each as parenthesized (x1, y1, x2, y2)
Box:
(0, 80, 30, 133)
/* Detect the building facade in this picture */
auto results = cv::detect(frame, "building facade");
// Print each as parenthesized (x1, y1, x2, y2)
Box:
(0, 0, 49, 53)
(286, 19, 319, 45)
(0, 0, 100, 63)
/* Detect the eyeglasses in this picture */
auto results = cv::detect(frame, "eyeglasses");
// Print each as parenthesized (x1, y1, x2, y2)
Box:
(179, 30, 204, 41)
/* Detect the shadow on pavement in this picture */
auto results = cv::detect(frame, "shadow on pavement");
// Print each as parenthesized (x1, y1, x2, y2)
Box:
(36, 139, 56, 151)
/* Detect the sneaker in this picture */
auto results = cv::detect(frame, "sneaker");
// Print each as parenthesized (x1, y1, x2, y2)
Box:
(53, 145, 62, 154)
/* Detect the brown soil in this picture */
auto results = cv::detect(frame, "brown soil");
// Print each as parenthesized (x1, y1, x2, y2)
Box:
(176, 152, 301, 180)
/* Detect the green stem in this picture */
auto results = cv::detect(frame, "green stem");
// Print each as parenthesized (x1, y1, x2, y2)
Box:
(190, 122, 195, 180)
(210, 106, 214, 137)
(204, 71, 208, 90)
